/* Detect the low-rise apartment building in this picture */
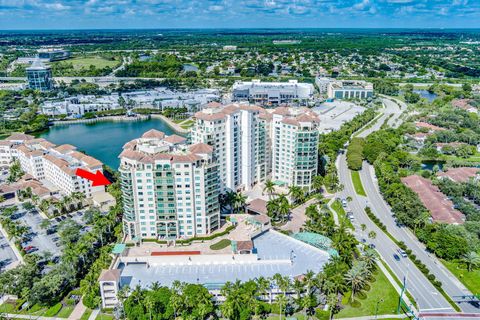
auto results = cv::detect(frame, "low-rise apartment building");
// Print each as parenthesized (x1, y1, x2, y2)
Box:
(119, 129, 220, 240)
(0, 133, 106, 199)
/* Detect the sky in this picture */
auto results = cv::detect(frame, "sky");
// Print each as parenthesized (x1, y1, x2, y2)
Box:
(0, 0, 479, 30)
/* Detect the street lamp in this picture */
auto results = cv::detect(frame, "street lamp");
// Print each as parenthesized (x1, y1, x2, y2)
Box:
(374, 298, 384, 320)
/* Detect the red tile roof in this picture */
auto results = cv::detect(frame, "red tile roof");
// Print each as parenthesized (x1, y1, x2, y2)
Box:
(401, 175, 465, 225)
(437, 167, 480, 183)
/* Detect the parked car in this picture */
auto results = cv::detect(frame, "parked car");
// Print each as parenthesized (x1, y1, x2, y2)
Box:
(368, 243, 376, 249)
(393, 254, 401, 261)
(342, 199, 348, 208)
(23, 245, 34, 251)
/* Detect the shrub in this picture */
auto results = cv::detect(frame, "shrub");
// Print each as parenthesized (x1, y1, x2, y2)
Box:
(350, 299, 361, 308)
(315, 309, 330, 320)
(427, 274, 436, 281)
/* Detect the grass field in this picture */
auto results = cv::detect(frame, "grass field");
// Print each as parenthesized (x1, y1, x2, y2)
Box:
(80, 309, 93, 320)
(335, 268, 399, 318)
(351, 170, 367, 196)
(60, 56, 119, 70)
(210, 239, 231, 250)
(96, 313, 115, 320)
(443, 152, 480, 163)
(442, 260, 480, 295)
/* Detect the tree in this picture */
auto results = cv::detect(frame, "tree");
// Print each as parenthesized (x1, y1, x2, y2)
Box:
(312, 175, 324, 193)
(360, 224, 366, 232)
(368, 231, 376, 240)
(288, 186, 304, 205)
(462, 252, 480, 272)
(7, 160, 23, 183)
(263, 180, 275, 199)
(344, 262, 367, 302)
(276, 294, 288, 320)
(233, 193, 247, 214)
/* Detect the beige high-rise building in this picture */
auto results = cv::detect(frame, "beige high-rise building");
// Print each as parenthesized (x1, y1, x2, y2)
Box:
(119, 129, 220, 240)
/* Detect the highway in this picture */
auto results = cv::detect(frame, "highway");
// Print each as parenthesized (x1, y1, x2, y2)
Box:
(336, 96, 472, 314)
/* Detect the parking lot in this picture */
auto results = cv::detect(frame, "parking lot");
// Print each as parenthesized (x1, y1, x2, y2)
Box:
(0, 231, 18, 272)
(313, 100, 366, 133)
(6, 207, 88, 261)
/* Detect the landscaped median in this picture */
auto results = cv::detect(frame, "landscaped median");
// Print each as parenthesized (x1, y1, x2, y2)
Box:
(351, 171, 367, 196)
(363, 207, 461, 312)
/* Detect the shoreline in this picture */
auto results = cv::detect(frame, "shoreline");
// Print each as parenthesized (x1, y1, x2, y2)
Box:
(150, 114, 190, 134)
(51, 114, 150, 125)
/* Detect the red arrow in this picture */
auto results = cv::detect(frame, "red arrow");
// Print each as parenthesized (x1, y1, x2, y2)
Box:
(75, 168, 111, 187)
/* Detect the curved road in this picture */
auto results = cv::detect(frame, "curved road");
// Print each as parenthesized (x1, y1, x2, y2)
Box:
(336, 96, 480, 315)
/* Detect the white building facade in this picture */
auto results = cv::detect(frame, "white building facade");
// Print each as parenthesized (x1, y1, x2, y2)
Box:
(327, 80, 374, 99)
(191, 104, 270, 193)
(232, 80, 314, 105)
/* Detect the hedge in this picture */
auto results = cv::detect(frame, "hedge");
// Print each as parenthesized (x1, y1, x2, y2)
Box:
(346, 137, 365, 170)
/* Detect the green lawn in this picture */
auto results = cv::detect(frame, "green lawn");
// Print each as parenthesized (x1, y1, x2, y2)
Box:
(442, 260, 480, 294)
(0, 302, 16, 313)
(209, 239, 231, 250)
(56, 305, 75, 318)
(59, 56, 119, 70)
(351, 171, 367, 196)
(335, 268, 399, 318)
(331, 200, 354, 229)
(267, 313, 307, 319)
(80, 308, 93, 320)
(96, 313, 115, 320)
(442, 153, 480, 163)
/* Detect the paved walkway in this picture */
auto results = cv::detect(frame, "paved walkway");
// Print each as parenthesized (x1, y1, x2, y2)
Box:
(68, 300, 86, 320)
(337, 315, 405, 320)
(280, 198, 316, 233)
(88, 309, 100, 320)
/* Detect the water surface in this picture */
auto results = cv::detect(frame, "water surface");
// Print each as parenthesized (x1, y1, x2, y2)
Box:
(39, 118, 182, 170)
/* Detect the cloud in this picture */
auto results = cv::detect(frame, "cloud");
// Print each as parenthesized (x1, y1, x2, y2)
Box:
(0, 0, 477, 28)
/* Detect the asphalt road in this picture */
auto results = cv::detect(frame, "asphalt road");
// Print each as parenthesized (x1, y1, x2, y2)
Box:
(336, 97, 467, 313)
(360, 152, 479, 312)
(338, 152, 454, 313)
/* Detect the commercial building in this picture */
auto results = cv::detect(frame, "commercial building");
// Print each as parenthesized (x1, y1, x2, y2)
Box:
(26, 60, 53, 91)
(41, 95, 121, 117)
(37, 48, 71, 62)
(327, 80, 373, 99)
(191, 104, 319, 192)
(0, 133, 107, 199)
(232, 80, 314, 105)
(119, 129, 220, 240)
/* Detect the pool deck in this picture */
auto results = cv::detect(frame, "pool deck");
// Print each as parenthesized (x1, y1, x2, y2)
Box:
(118, 229, 331, 288)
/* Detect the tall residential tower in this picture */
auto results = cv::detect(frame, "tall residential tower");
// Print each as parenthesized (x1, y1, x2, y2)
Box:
(119, 129, 220, 240)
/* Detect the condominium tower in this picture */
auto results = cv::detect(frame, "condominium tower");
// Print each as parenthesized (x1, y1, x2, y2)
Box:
(191, 104, 319, 193)
(119, 129, 220, 240)
(191, 104, 270, 193)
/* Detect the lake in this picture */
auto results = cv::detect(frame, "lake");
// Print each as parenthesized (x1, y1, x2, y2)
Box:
(39, 118, 183, 170)
(413, 90, 438, 102)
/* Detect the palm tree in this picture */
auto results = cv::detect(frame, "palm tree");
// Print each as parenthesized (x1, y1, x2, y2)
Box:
(277, 194, 290, 222)
(276, 294, 288, 320)
(361, 249, 378, 271)
(255, 276, 272, 302)
(70, 192, 86, 209)
(344, 264, 367, 302)
(326, 293, 338, 320)
(39, 199, 51, 214)
(360, 224, 366, 232)
(263, 180, 276, 199)
(462, 252, 480, 272)
(233, 193, 247, 214)
(368, 231, 376, 240)
(288, 185, 304, 204)
(312, 175, 324, 193)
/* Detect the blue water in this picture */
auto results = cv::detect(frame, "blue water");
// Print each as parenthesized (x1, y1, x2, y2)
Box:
(39, 118, 181, 170)
(413, 90, 438, 102)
